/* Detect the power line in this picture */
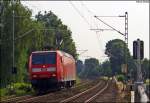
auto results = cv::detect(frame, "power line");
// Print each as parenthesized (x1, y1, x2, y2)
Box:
(80, 1, 95, 16)
(80, 1, 98, 29)
(69, 1, 92, 28)
(80, 1, 103, 50)
(79, 2, 107, 57)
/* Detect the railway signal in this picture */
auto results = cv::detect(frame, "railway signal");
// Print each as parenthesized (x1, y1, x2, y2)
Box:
(133, 39, 144, 60)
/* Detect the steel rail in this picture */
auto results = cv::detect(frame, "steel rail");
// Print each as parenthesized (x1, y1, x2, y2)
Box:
(1, 95, 32, 102)
(16, 93, 52, 103)
(85, 81, 109, 103)
(60, 81, 103, 103)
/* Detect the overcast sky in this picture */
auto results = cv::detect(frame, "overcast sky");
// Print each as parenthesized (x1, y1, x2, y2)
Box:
(21, 1, 149, 62)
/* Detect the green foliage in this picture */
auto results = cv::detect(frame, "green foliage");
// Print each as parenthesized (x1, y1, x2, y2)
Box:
(116, 74, 125, 82)
(145, 79, 150, 85)
(141, 58, 150, 79)
(100, 60, 112, 77)
(35, 11, 77, 59)
(80, 58, 100, 79)
(1, 1, 77, 87)
(105, 39, 131, 75)
(76, 76, 81, 84)
(100, 76, 109, 81)
(76, 60, 84, 75)
(0, 82, 33, 97)
(0, 88, 8, 97)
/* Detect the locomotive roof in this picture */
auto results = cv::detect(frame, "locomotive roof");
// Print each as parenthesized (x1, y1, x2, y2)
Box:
(31, 50, 74, 59)
(32, 50, 56, 53)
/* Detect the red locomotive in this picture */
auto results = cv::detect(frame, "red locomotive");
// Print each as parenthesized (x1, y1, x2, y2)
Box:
(28, 50, 76, 92)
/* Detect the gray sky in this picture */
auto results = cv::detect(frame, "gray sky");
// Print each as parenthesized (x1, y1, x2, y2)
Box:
(22, 1, 149, 62)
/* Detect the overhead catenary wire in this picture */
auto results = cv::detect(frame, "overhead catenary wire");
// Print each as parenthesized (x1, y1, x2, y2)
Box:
(80, 1, 95, 16)
(79, 1, 106, 58)
(69, 1, 92, 28)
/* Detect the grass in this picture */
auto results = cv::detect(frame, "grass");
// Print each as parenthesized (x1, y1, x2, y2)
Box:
(100, 76, 109, 80)
(0, 88, 8, 97)
(145, 79, 150, 85)
(116, 74, 125, 82)
(76, 76, 81, 84)
(0, 82, 34, 98)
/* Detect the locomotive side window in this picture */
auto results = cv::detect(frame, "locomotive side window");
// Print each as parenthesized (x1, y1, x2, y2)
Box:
(32, 52, 56, 64)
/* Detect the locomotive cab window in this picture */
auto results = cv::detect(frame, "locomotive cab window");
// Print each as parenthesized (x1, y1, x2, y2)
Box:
(32, 52, 56, 64)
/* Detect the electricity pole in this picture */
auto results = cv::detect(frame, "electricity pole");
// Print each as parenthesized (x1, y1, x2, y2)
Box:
(92, 12, 128, 75)
(12, 4, 15, 71)
(124, 12, 128, 67)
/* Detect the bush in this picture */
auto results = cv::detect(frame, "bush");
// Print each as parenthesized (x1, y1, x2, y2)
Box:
(116, 81, 124, 92)
(145, 79, 150, 85)
(0, 82, 33, 97)
(100, 76, 108, 80)
(116, 74, 125, 82)
(13, 83, 32, 92)
(76, 76, 81, 84)
(0, 88, 8, 97)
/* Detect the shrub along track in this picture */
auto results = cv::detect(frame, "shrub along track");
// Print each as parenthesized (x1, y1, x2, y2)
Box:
(1, 79, 94, 103)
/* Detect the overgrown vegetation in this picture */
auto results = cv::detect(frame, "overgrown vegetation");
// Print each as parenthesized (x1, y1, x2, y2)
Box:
(0, 82, 33, 97)
(0, 1, 77, 88)
(116, 74, 125, 82)
(76, 76, 81, 84)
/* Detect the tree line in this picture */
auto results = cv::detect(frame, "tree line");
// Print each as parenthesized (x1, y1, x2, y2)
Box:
(77, 39, 150, 81)
(0, 1, 77, 88)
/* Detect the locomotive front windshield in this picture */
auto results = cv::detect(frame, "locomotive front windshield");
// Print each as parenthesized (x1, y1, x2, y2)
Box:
(32, 52, 56, 65)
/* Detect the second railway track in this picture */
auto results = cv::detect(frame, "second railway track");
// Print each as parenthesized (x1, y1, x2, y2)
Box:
(60, 79, 109, 103)
(1, 79, 109, 103)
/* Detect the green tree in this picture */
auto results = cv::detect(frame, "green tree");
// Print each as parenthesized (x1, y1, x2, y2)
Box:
(1, 1, 45, 87)
(141, 58, 150, 79)
(105, 39, 131, 75)
(76, 60, 84, 75)
(0, 1, 77, 88)
(100, 60, 112, 77)
(35, 11, 77, 59)
(80, 58, 100, 79)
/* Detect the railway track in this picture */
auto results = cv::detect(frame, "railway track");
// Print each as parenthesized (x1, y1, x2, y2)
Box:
(60, 79, 109, 103)
(1, 78, 127, 103)
(0, 95, 16, 101)
(0, 95, 33, 103)
(1, 80, 93, 103)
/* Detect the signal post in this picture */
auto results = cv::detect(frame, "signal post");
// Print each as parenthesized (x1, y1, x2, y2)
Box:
(133, 39, 143, 82)
(132, 38, 149, 102)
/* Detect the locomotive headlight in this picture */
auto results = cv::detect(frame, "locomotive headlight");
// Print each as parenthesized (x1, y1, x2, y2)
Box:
(32, 68, 41, 72)
(47, 67, 56, 72)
